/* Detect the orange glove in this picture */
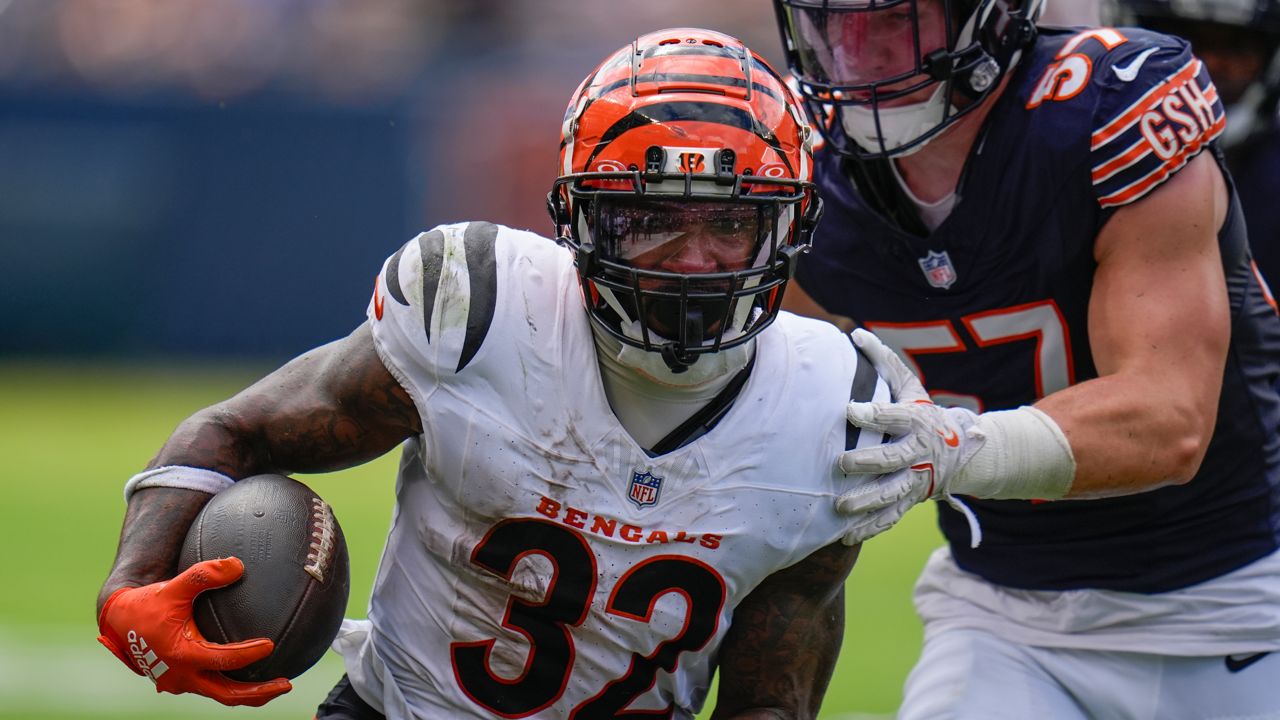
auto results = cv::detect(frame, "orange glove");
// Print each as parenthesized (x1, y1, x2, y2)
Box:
(97, 557, 292, 707)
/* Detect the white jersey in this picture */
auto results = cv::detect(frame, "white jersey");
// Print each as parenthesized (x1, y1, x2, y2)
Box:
(340, 222, 887, 719)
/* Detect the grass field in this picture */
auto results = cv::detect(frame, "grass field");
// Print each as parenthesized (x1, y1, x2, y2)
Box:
(0, 361, 944, 719)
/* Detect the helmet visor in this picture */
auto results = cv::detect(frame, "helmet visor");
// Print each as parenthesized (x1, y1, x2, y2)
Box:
(783, 0, 951, 88)
(589, 197, 773, 274)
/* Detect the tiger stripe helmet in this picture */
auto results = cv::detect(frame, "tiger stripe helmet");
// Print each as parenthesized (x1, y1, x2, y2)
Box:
(549, 28, 822, 371)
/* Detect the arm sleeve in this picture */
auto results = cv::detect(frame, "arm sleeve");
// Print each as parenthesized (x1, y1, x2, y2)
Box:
(1089, 32, 1226, 209)
(366, 222, 504, 407)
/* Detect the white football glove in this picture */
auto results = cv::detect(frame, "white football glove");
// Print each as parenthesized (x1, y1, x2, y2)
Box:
(837, 329, 986, 547)
(835, 464, 935, 546)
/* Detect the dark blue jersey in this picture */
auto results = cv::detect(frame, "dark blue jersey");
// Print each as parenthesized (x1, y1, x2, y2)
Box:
(798, 27, 1280, 593)
(1230, 121, 1280, 291)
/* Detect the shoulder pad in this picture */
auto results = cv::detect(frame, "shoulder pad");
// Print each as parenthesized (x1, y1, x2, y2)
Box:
(1023, 29, 1225, 208)
(371, 221, 501, 375)
(1087, 30, 1224, 208)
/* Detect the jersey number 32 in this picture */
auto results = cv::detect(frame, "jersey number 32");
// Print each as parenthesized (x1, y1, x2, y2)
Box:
(450, 518, 726, 718)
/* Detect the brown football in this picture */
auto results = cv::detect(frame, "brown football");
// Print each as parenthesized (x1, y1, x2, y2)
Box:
(179, 474, 350, 681)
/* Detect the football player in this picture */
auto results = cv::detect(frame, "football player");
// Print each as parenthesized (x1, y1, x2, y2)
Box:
(772, 0, 1280, 717)
(95, 28, 893, 719)
(1105, 0, 1280, 287)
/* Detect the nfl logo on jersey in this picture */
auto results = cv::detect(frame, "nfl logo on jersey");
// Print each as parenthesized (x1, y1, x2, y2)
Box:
(917, 250, 958, 289)
(628, 470, 663, 509)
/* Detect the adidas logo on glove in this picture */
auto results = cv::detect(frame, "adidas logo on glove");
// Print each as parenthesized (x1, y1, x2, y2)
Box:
(127, 630, 170, 682)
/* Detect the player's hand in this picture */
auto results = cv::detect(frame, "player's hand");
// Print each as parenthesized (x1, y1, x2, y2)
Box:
(834, 464, 934, 545)
(839, 397, 984, 488)
(839, 328, 985, 481)
(846, 328, 930, 404)
(835, 329, 987, 545)
(97, 557, 292, 707)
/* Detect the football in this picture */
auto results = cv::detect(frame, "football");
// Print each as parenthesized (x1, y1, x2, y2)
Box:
(179, 473, 350, 681)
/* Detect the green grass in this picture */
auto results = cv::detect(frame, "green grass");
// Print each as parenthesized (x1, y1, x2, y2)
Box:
(0, 361, 943, 719)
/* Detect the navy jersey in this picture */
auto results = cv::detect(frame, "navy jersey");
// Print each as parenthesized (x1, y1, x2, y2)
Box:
(1230, 122, 1280, 290)
(798, 27, 1280, 593)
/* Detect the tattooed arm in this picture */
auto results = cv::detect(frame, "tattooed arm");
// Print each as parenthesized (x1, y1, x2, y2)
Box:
(710, 542, 861, 720)
(97, 322, 419, 614)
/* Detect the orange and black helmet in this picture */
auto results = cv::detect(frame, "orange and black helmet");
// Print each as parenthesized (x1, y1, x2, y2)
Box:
(549, 28, 822, 371)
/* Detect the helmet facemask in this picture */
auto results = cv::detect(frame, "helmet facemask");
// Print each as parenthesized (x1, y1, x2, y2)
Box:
(774, 0, 1043, 159)
(552, 152, 817, 372)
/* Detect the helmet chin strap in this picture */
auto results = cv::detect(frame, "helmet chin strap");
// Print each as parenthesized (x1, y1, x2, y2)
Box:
(841, 83, 957, 157)
(661, 307, 704, 373)
(836, 0, 1039, 158)
(603, 316, 755, 389)
(594, 278, 761, 377)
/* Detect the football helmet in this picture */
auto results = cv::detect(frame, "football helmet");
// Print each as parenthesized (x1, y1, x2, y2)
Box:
(773, 0, 1045, 159)
(1104, 0, 1280, 148)
(550, 28, 822, 372)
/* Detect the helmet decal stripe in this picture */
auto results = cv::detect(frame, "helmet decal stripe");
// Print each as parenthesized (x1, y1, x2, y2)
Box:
(456, 221, 500, 373)
(584, 101, 792, 174)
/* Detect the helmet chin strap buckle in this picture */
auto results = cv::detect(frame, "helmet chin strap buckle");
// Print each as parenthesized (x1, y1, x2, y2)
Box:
(660, 343, 694, 373)
(922, 48, 954, 82)
(778, 244, 806, 280)
(576, 241, 598, 278)
(660, 306, 705, 373)
(967, 56, 1001, 93)
(923, 45, 997, 95)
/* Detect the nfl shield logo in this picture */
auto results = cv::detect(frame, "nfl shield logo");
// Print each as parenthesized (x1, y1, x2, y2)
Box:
(917, 250, 958, 289)
(628, 470, 663, 509)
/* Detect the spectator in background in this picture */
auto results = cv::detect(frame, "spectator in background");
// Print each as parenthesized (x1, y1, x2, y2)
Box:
(771, 0, 1280, 717)
(1105, 0, 1280, 288)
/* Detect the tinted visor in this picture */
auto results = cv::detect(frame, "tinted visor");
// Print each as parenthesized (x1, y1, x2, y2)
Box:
(589, 197, 774, 274)
(783, 0, 949, 87)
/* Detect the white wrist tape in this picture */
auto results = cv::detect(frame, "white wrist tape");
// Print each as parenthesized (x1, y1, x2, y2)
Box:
(951, 406, 1076, 501)
(123, 465, 235, 503)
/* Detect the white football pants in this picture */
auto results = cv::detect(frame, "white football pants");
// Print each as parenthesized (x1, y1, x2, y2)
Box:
(899, 627, 1280, 719)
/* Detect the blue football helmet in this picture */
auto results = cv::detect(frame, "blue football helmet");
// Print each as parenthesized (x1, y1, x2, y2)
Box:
(773, 0, 1046, 159)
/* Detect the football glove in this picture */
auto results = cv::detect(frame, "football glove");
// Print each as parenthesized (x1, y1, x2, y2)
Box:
(837, 329, 986, 546)
(97, 557, 292, 707)
(836, 464, 939, 546)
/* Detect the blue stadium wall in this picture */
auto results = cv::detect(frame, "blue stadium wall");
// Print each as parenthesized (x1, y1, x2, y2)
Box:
(0, 89, 416, 361)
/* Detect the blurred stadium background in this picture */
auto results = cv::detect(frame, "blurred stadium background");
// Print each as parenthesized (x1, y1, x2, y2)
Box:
(0, 1, 943, 717)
